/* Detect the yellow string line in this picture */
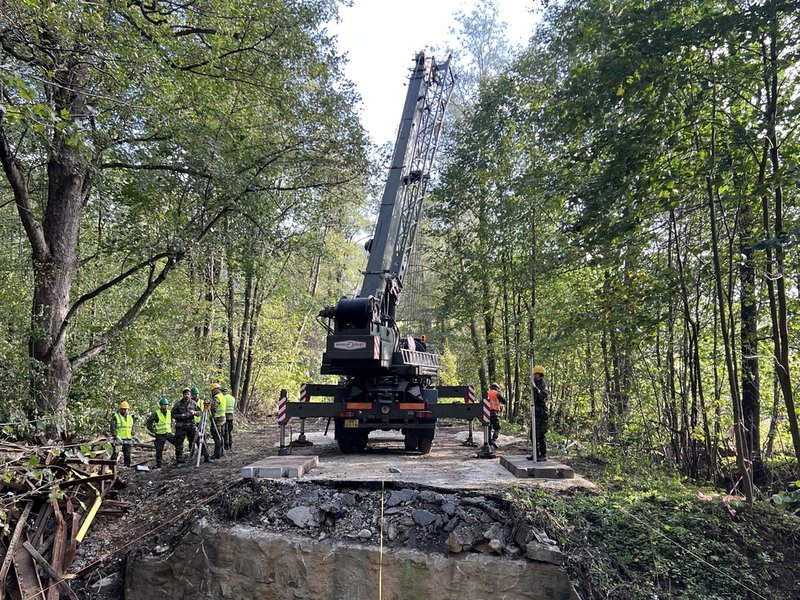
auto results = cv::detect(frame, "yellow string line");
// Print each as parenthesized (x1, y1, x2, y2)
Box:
(378, 478, 385, 600)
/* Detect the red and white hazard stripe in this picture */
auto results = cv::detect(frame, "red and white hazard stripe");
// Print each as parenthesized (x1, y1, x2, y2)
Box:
(299, 383, 308, 403)
(277, 394, 288, 424)
(465, 385, 476, 404)
(481, 395, 491, 424)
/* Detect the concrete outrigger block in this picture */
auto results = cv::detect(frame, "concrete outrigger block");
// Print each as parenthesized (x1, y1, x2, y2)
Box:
(500, 455, 575, 479)
(241, 455, 319, 479)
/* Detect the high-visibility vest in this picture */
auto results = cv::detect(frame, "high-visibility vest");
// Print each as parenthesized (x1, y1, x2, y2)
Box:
(225, 394, 235, 416)
(154, 409, 172, 434)
(194, 399, 203, 424)
(487, 389, 502, 412)
(213, 393, 226, 418)
(115, 413, 133, 439)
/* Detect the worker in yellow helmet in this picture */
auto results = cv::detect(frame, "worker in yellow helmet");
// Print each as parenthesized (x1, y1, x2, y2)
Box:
(531, 365, 549, 462)
(209, 383, 226, 459)
(222, 386, 236, 450)
(110, 400, 134, 467)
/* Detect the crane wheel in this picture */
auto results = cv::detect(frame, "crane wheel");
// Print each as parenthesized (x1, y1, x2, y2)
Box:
(418, 438, 433, 454)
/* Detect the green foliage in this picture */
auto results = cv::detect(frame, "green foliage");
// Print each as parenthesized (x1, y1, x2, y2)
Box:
(222, 487, 257, 521)
(513, 455, 800, 599)
(771, 482, 800, 515)
(1, 0, 370, 426)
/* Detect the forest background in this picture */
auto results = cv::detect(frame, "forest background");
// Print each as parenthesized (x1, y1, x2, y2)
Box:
(1, 0, 800, 534)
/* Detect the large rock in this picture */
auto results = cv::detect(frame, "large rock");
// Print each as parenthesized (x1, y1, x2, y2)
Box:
(526, 541, 564, 565)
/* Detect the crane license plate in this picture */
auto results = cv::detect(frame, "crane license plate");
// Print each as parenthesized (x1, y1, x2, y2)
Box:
(344, 419, 359, 428)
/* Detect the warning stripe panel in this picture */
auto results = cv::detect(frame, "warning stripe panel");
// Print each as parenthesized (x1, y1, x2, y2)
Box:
(345, 402, 373, 410)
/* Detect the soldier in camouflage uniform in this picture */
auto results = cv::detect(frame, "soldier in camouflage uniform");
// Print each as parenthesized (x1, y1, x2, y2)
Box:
(171, 388, 209, 464)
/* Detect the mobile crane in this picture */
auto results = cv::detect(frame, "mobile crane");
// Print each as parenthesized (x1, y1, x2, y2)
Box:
(282, 52, 482, 454)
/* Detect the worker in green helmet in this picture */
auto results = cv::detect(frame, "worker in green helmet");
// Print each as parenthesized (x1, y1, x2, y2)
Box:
(145, 398, 174, 468)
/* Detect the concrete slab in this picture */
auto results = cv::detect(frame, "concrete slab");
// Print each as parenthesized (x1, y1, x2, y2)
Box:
(500, 455, 575, 480)
(242, 455, 319, 479)
(260, 424, 593, 492)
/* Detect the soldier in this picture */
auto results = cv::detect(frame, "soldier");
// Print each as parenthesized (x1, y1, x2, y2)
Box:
(486, 382, 506, 447)
(531, 365, 549, 461)
(110, 401, 134, 467)
(222, 386, 235, 450)
(145, 398, 174, 468)
(209, 383, 226, 459)
(172, 388, 210, 464)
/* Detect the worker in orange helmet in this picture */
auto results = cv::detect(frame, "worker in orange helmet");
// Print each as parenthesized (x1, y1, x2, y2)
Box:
(486, 382, 506, 447)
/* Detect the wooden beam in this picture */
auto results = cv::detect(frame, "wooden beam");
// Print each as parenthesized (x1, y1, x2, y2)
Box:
(22, 542, 78, 600)
(0, 502, 32, 585)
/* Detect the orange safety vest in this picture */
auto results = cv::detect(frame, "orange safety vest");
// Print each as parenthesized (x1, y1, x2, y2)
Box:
(487, 389, 502, 412)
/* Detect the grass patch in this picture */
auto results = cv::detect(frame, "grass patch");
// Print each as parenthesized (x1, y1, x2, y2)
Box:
(510, 450, 800, 599)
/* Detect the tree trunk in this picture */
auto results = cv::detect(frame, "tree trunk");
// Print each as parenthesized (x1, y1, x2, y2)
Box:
(708, 173, 754, 506)
(739, 210, 761, 479)
(28, 153, 89, 427)
(760, 23, 800, 466)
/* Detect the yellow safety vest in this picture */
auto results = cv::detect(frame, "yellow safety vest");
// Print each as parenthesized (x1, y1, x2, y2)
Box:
(194, 399, 203, 424)
(154, 409, 172, 434)
(213, 393, 226, 418)
(115, 413, 133, 439)
(225, 394, 235, 416)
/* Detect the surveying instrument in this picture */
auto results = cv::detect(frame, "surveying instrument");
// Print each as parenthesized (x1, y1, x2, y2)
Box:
(194, 399, 213, 467)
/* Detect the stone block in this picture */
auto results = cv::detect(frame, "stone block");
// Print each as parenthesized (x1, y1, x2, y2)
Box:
(500, 455, 574, 480)
(526, 541, 563, 565)
(241, 456, 318, 479)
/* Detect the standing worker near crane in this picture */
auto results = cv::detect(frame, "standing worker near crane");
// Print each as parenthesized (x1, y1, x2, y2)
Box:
(145, 398, 174, 468)
(531, 365, 549, 461)
(487, 382, 506, 447)
(209, 383, 226, 459)
(222, 386, 235, 450)
(110, 401, 134, 467)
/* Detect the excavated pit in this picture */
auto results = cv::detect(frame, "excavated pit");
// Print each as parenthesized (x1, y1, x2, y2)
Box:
(125, 480, 580, 600)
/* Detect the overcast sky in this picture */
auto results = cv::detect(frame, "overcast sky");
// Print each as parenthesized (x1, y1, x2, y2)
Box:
(329, 0, 538, 147)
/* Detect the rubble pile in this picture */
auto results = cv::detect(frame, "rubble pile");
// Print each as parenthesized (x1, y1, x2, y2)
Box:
(223, 480, 563, 565)
(0, 439, 130, 599)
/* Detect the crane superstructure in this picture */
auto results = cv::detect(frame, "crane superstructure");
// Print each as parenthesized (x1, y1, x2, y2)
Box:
(283, 52, 480, 454)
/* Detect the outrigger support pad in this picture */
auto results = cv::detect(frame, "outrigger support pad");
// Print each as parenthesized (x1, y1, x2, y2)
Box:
(476, 422, 496, 459)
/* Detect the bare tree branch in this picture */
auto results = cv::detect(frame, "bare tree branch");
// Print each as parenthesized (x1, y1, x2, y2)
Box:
(70, 256, 180, 369)
(0, 125, 48, 259)
(99, 161, 212, 178)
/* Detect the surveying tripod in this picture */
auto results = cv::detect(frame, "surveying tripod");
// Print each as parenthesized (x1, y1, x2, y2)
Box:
(194, 398, 226, 467)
